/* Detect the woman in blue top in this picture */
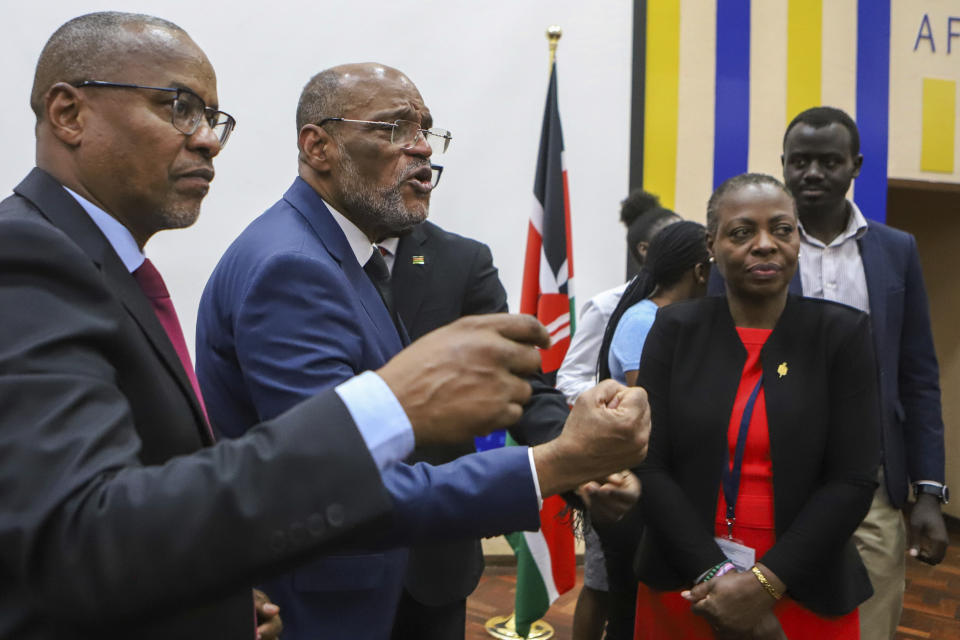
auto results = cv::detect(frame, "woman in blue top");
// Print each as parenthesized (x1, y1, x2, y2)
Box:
(600, 220, 711, 386)
(593, 220, 711, 639)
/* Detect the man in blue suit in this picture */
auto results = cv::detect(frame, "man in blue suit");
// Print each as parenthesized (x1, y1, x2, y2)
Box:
(779, 107, 949, 640)
(197, 62, 650, 640)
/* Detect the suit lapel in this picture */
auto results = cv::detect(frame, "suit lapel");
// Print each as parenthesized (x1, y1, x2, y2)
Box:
(691, 299, 748, 482)
(857, 225, 887, 355)
(113, 258, 212, 444)
(283, 178, 404, 353)
(712, 297, 749, 399)
(393, 225, 431, 329)
(14, 168, 211, 441)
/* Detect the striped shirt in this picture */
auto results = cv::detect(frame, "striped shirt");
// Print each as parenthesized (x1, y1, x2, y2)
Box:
(798, 200, 870, 314)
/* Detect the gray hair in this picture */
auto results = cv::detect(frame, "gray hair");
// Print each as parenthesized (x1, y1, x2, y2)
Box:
(296, 68, 349, 132)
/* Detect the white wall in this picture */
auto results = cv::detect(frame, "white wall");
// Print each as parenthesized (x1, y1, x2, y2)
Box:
(0, 1, 632, 353)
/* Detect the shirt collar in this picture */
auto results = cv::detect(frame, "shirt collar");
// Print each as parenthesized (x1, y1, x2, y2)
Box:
(324, 199, 376, 266)
(798, 199, 869, 248)
(378, 236, 399, 257)
(63, 187, 145, 273)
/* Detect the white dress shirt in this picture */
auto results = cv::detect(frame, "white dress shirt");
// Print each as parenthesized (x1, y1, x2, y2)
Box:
(798, 200, 870, 314)
(556, 283, 628, 404)
(324, 205, 540, 502)
(378, 236, 400, 273)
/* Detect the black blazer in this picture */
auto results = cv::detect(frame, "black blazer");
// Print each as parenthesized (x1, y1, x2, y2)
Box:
(708, 217, 945, 509)
(0, 169, 393, 638)
(392, 221, 570, 605)
(634, 295, 880, 616)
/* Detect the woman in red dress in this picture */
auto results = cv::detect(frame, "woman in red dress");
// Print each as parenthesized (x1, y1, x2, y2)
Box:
(632, 174, 880, 639)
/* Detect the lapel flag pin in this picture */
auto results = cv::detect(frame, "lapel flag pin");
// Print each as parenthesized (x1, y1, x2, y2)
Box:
(777, 362, 788, 378)
(412, 256, 425, 265)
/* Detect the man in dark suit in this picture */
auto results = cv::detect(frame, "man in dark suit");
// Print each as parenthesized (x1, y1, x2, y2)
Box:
(0, 14, 639, 639)
(780, 107, 948, 640)
(388, 220, 573, 639)
(196, 62, 651, 640)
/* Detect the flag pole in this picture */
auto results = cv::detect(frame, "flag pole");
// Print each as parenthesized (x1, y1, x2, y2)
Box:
(484, 28, 564, 640)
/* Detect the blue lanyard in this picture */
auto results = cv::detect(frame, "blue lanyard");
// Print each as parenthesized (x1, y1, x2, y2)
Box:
(721, 376, 763, 539)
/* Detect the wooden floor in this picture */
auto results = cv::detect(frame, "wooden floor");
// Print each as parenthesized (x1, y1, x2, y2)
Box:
(466, 520, 960, 639)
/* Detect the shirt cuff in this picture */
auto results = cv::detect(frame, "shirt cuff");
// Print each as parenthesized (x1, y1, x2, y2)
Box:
(527, 447, 544, 510)
(334, 371, 415, 471)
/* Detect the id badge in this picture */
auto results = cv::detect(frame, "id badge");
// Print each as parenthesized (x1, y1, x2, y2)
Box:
(715, 536, 755, 572)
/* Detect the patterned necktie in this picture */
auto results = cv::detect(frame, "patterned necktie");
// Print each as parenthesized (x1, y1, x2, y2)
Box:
(363, 247, 396, 319)
(132, 258, 212, 437)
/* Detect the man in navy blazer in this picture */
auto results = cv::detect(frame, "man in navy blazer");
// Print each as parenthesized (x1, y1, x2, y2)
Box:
(779, 107, 948, 640)
(197, 62, 650, 640)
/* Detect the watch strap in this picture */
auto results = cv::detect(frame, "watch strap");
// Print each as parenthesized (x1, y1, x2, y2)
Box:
(914, 482, 949, 504)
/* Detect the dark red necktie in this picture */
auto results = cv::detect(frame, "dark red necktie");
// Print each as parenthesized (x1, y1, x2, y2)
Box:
(132, 258, 212, 438)
(134, 259, 250, 628)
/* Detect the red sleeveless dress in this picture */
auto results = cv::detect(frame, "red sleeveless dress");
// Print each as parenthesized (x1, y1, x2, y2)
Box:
(634, 327, 859, 639)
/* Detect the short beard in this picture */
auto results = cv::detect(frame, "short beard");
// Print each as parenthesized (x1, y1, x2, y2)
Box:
(156, 205, 201, 232)
(336, 140, 428, 239)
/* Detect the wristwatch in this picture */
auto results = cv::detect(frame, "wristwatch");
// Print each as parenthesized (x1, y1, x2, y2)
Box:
(914, 481, 950, 504)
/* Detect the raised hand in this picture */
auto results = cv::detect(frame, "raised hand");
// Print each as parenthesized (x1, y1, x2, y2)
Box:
(377, 313, 548, 444)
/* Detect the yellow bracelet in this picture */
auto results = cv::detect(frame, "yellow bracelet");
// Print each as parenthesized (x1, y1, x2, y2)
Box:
(751, 565, 783, 600)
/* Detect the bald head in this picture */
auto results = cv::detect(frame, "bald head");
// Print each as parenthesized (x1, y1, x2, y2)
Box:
(31, 12, 190, 120)
(295, 62, 420, 132)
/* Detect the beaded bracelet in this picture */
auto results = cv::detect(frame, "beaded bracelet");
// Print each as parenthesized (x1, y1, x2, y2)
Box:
(714, 561, 736, 579)
(750, 565, 783, 600)
(695, 561, 736, 584)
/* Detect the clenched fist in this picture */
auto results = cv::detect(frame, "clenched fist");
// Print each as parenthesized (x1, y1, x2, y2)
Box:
(532, 379, 651, 497)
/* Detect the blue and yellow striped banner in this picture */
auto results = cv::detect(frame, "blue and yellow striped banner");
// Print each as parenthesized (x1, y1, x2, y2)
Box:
(638, 0, 891, 223)
(786, 0, 822, 124)
(713, 0, 751, 189)
(854, 0, 890, 221)
(643, 0, 680, 211)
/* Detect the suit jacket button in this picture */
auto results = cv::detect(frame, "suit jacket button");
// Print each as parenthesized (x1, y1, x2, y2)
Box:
(326, 503, 345, 527)
(307, 513, 326, 537)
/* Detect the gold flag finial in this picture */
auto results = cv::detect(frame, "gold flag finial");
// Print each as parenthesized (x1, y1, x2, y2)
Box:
(546, 26, 562, 65)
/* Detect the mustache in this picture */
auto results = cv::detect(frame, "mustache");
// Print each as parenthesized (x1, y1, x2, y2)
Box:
(398, 161, 432, 184)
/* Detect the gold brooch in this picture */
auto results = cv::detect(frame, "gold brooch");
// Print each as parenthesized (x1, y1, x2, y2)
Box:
(777, 362, 788, 378)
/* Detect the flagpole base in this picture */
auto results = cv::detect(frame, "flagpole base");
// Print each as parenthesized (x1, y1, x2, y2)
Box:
(484, 613, 554, 639)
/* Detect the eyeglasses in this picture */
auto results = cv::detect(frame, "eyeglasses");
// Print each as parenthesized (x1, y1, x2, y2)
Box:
(317, 117, 452, 154)
(73, 80, 236, 148)
(431, 164, 443, 188)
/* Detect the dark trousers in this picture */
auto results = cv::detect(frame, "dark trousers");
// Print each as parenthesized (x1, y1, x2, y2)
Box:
(594, 507, 643, 640)
(390, 588, 467, 640)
